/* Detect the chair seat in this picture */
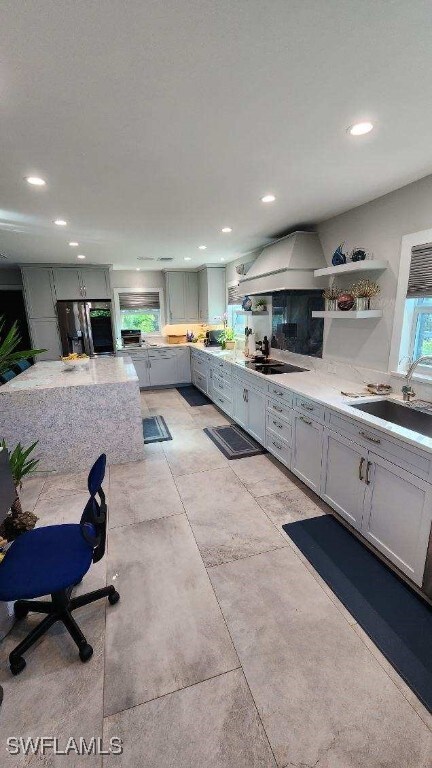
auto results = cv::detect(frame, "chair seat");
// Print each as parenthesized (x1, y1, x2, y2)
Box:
(0, 524, 94, 601)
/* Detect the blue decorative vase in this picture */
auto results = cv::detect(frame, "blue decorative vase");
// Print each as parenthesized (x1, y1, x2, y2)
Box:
(331, 243, 347, 266)
(242, 295, 252, 311)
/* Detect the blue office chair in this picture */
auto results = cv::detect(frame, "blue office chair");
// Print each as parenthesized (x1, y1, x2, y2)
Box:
(0, 453, 119, 675)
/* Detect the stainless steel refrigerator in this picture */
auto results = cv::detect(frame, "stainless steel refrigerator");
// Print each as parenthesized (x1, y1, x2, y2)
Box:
(57, 300, 115, 357)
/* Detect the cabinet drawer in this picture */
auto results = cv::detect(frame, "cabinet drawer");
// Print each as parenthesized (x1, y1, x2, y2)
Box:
(267, 397, 292, 423)
(266, 411, 292, 445)
(212, 390, 232, 416)
(212, 372, 232, 401)
(326, 410, 431, 480)
(234, 367, 268, 393)
(192, 357, 208, 376)
(193, 369, 207, 393)
(268, 383, 292, 404)
(266, 428, 291, 469)
(294, 395, 325, 423)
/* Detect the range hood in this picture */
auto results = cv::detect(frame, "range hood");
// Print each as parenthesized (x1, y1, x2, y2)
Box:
(238, 231, 326, 295)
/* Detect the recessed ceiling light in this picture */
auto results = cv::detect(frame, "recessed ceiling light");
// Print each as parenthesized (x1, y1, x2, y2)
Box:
(198, 245, 207, 250)
(261, 194, 276, 203)
(348, 121, 374, 136)
(54, 219, 67, 226)
(136, 267, 140, 271)
(221, 227, 232, 233)
(220, 257, 225, 262)
(184, 257, 192, 261)
(77, 254, 86, 259)
(69, 241, 79, 247)
(26, 176, 46, 186)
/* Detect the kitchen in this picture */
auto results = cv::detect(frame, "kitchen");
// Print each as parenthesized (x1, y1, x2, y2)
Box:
(0, 2, 432, 766)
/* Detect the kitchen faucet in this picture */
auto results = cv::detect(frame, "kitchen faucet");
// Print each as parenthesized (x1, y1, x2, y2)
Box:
(402, 354, 432, 401)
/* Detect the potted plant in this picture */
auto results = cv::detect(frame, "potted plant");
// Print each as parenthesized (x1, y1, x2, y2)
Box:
(322, 284, 340, 312)
(0, 441, 40, 541)
(221, 327, 236, 350)
(0, 317, 45, 380)
(255, 298, 267, 312)
(351, 279, 380, 310)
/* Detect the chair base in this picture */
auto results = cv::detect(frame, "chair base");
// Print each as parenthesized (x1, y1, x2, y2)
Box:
(10, 584, 120, 675)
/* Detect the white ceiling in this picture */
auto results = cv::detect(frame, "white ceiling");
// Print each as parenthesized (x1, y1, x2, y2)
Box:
(1, 0, 432, 271)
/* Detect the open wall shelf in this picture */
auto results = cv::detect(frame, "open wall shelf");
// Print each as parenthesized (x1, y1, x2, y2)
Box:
(312, 310, 383, 319)
(313, 259, 388, 278)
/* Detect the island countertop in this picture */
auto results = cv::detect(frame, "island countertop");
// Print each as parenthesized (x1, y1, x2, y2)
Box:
(0, 356, 138, 393)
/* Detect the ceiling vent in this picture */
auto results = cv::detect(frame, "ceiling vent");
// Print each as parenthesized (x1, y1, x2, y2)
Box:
(157, 257, 174, 262)
(137, 256, 155, 262)
(0, 253, 7, 260)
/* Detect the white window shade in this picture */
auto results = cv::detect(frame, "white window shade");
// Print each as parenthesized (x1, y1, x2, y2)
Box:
(119, 292, 160, 309)
(407, 244, 432, 297)
(227, 285, 242, 305)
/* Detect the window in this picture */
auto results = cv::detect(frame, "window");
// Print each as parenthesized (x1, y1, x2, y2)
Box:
(227, 284, 246, 338)
(399, 243, 432, 372)
(118, 292, 161, 334)
(408, 297, 432, 363)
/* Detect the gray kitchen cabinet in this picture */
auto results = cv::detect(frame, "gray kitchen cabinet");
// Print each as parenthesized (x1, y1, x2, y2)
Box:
(80, 268, 111, 299)
(52, 267, 111, 300)
(233, 376, 265, 443)
(175, 347, 192, 383)
(132, 358, 151, 388)
(233, 378, 248, 430)
(198, 267, 225, 323)
(166, 271, 199, 323)
(321, 429, 366, 531)
(29, 318, 62, 360)
(362, 452, 432, 586)
(291, 412, 323, 493)
(148, 350, 178, 386)
(21, 267, 56, 318)
(52, 268, 83, 300)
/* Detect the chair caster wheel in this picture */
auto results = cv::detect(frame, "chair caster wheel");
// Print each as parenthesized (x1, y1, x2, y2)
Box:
(10, 656, 26, 676)
(79, 643, 93, 663)
(108, 590, 120, 606)
(14, 603, 29, 620)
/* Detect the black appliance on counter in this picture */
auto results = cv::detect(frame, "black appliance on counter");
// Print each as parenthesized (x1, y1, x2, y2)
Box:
(121, 330, 142, 347)
(204, 330, 223, 347)
(243, 359, 308, 375)
(57, 300, 115, 357)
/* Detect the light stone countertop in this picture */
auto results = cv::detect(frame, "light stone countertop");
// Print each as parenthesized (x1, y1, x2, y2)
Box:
(0, 356, 138, 392)
(194, 345, 432, 455)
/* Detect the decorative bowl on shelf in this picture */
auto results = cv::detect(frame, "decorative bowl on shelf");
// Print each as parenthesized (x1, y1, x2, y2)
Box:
(337, 292, 355, 311)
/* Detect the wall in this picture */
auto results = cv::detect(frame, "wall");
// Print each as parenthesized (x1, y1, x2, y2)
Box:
(0, 267, 22, 288)
(317, 173, 432, 372)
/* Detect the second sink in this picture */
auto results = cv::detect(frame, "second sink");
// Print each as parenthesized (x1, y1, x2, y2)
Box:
(350, 399, 432, 438)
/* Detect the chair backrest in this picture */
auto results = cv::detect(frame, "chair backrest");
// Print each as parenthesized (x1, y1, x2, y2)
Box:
(80, 453, 108, 563)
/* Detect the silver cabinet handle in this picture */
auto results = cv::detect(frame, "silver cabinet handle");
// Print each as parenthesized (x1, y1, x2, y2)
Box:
(272, 440, 283, 450)
(359, 457, 365, 481)
(366, 460, 372, 485)
(245, 389, 249, 403)
(300, 402, 314, 411)
(299, 415, 312, 425)
(273, 390, 284, 397)
(359, 431, 381, 444)
(272, 420, 283, 429)
(82, 285, 86, 297)
(272, 405, 283, 413)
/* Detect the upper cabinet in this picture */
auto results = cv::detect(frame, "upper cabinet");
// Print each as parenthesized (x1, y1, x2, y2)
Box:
(21, 267, 56, 318)
(52, 267, 111, 300)
(198, 267, 225, 323)
(165, 271, 199, 323)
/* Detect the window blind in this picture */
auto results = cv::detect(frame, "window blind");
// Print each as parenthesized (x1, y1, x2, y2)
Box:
(119, 292, 160, 309)
(228, 284, 243, 305)
(407, 244, 432, 297)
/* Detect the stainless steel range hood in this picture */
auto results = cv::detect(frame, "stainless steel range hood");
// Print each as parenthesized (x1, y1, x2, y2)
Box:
(238, 231, 326, 295)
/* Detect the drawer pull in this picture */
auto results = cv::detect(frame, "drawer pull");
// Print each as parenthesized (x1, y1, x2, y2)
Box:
(272, 405, 283, 413)
(359, 457, 365, 481)
(299, 416, 312, 425)
(300, 402, 314, 411)
(359, 430, 381, 444)
(273, 390, 284, 397)
(272, 440, 283, 450)
(273, 420, 283, 429)
(366, 460, 372, 485)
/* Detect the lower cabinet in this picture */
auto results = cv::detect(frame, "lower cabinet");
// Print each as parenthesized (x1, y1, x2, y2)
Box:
(291, 412, 323, 493)
(148, 351, 178, 387)
(131, 356, 151, 388)
(29, 318, 62, 361)
(192, 367, 208, 394)
(321, 430, 366, 531)
(362, 452, 432, 586)
(233, 378, 266, 444)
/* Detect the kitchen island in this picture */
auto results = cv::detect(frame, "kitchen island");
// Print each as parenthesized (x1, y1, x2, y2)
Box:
(0, 356, 144, 472)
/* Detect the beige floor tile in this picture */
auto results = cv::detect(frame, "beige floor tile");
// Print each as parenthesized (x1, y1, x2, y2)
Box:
(40, 470, 90, 499)
(103, 515, 238, 716)
(18, 475, 46, 512)
(256, 487, 325, 528)
(103, 669, 276, 768)
(148, 404, 196, 428)
(209, 548, 432, 768)
(34, 491, 91, 527)
(230, 454, 297, 497)
(176, 467, 286, 567)
(109, 457, 184, 528)
(162, 426, 228, 477)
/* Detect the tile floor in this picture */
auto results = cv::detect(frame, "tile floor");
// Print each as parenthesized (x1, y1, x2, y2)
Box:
(0, 386, 431, 767)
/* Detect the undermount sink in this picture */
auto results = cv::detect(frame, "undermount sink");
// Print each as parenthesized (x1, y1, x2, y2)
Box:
(350, 399, 432, 438)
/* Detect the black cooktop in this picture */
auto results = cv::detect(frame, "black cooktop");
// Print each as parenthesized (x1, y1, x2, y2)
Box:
(244, 359, 308, 375)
